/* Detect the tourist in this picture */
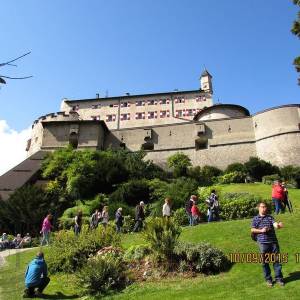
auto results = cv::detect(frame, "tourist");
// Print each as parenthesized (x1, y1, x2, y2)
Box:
(101, 206, 109, 228)
(162, 197, 171, 218)
(40, 214, 53, 246)
(0, 233, 9, 250)
(23, 251, 50, 298)
(251, 202, 284, 287)
(206, 189, 220, 222)
(281, 182, 292, 213)
(191, 202, 201, 225)
(19, 233, 32, 248)
(133, 201, 145, 232)
(12, 233, 23, 249)
(115, 207, 124, 233)
(185, 195, 196, 226)
(74, 210, 83, 235)
(272, 180, 285, 214)
(90, 209, 101, 229)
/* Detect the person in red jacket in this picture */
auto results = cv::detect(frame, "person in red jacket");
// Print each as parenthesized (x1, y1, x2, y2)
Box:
(272, 180, 285, 215)
(191, 202, 201, 226)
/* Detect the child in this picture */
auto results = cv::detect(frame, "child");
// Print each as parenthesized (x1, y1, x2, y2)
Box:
(191, 202, 201, 225)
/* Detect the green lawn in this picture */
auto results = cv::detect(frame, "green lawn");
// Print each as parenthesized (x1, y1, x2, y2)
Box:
(1, 183, 300, 300)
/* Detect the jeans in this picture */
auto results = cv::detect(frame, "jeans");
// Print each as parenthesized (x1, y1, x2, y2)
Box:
(208, 208, 220, 222)
(133, 220, 143, 232)
(258, 242, 283, 281)
(116, 224, 122, 233)
(25, 277, 50, 296)
(187, 214, 193, 226)
(41, 231, 50, 246)
(273, 198, 283, 215)
(74, 224, 81, 235)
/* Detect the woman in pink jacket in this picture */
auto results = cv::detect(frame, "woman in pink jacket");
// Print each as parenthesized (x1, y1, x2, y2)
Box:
(40, 214, 53, 246)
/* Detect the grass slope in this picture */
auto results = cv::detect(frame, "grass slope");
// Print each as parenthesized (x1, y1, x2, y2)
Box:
(1, 183, 299, 300)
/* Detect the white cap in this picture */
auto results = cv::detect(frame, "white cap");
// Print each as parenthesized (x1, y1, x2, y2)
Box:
(140, 201, 145, 206)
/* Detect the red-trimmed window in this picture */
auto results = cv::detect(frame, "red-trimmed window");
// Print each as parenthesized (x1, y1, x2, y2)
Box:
(120, 113, 130, 121)
(135, 112, 145, 119)
(106, 114, 116, 122)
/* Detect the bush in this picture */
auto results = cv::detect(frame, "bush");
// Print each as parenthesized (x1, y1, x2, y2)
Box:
(167, 152, 192, 177)
(262, 174, 281, 185)
(47, 226, 120, 273)
(225, 163, 246, 174)
(220, 193, 272, 220)
(173, 208, 189, 227)
(124, 244, 152, 261)
(122, 215, 135, 233)
(143, 218, 181, 261)
(188, 165, 223, 186)
(109, 179, 150, 206)
(244, 157, 280, 181)
(217, 171, 246, 184)
(280, 165, 300, 188)
(76, 253, 128, 295)
(173, 241, 231, 274)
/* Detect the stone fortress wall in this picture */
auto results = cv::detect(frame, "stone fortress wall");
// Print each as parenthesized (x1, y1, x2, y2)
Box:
(26, 71, 300, 169)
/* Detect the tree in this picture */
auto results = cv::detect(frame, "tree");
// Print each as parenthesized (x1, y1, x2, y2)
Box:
(0, 185, 49, 235)
(167, 152, 192, 177)
(291, 0, 300, 84)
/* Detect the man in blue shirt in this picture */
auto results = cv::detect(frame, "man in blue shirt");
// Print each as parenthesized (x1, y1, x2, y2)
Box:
(251, 202, 284, 287)
(23, 252, 50, 298)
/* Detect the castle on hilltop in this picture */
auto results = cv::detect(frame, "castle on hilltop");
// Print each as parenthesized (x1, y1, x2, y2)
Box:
(0, 71, 299, 200)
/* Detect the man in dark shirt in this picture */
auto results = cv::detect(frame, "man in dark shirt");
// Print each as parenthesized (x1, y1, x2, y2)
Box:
(133, 201, 145, 232)
(251, 202, 284, 287)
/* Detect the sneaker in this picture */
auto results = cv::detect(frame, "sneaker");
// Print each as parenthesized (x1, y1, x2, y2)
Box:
(266, 280, 273, 287)
(276, 279, 285, 286)
(34, 290, 43, 297)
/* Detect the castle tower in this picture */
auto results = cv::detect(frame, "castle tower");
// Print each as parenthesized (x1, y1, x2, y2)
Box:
(200, 69, 213, 94)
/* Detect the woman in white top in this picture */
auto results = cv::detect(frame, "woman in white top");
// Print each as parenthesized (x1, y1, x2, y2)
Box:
(162, 197, 172, 218)
(101, 206, 109, 227)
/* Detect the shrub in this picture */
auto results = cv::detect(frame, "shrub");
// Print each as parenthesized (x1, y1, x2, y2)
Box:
(122, 215, 135, 233)
(109, 179, 150, 206)
(220, 193, 272, 220)
(262, 174, 281, 185)
(167, 152, 192, 177)
(217, 171, 246, 184)
(225, 163, 246, 174)
(143, 218, 181, 261)
(47, 226, 120, 273)
(124, 244, 152, 261)
(173, 208, 189, 227)
(280, 165, 300, 188)
(76, 253, 128, 296)
(244, 157, 280, 181)
(200, 165, 223, 185)
(173, 241, 231, 274)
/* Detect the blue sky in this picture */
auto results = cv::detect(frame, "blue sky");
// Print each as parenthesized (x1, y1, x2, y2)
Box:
(0, 0, 299, 174)
(0, 0, 299, 131)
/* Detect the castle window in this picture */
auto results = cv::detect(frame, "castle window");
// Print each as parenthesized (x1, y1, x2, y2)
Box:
(175, 110, 183, 117)
(159, 99, 169, 105)
(120, 113, 130, 121)
(136, 100, 145, 106)
(160, 110, 170, 118)
(92, 104, 100, 109)
(186, 109, 195, 117)
(109, 103, 119, 108)
(196, 96, 206, 102)
(121, 102, 130, 108)
(106, 114, 116, 122)
(91, 116, 100, 121)
(135, 112, 145, 119)
(174, 97, 185, 104)
(195, 136, 208, 150)
(148, 100, 157, 105)
(72, 105, 79, 111)
(148, 111, 157, 119)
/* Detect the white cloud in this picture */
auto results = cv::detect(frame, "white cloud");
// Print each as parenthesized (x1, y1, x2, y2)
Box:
(0, 120, 31, 176)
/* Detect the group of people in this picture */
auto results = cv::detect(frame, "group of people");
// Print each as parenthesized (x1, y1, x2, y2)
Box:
(185, 190, 220, 226)
(0, 232, 31, 250)
(272, 180, 293, 214)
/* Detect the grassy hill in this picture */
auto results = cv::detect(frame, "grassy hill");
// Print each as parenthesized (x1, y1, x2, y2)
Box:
(1, 183, 300, 300)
